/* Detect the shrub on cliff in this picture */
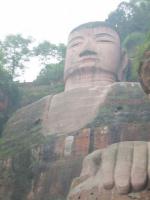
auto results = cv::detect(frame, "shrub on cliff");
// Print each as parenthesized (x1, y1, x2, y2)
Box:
(0, 65, 20, 135)
(131, 31, 150, 81)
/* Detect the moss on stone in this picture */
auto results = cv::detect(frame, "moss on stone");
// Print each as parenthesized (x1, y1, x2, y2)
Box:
(87, 83, 150, 127)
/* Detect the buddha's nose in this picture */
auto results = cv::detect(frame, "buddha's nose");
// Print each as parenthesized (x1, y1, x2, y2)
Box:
(79, 38, 97, 57)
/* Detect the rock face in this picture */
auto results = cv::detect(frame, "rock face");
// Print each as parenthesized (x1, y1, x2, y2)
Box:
(67, 141, 150, 200)
(1, 82, 150, 200)
(68, 185, 150, 200)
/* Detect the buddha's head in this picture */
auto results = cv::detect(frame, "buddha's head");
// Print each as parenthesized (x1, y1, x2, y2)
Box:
(64, 21, 128, 91)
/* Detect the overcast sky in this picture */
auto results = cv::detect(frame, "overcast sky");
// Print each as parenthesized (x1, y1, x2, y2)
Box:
(0, 0, 127, 81)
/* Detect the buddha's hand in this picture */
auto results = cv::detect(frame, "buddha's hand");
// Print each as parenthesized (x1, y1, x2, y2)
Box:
(80, 141, 149, 194)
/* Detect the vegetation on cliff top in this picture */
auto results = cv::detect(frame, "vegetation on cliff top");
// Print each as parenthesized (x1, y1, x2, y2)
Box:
(106, 0, 150, 80)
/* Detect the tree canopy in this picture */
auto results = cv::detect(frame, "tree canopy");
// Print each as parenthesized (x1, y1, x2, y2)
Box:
(34, 41, 66, 87)
(106, 0, 150, 80)
(34, 42, 66, 65)
(107, 0, 150, 41)
(0, 34, 32, 79)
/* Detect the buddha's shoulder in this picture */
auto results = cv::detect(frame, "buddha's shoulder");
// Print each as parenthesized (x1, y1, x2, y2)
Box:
(106, 82, 147, 99)
(3, 95, 53, 136)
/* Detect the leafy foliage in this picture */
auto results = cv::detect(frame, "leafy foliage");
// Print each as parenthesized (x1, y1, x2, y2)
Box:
(0, 34, 32, 78)
(131, 31, 150, 80)
(0, 48, 20, 134)
(19, 84, 64, 107)
(35, 62, 64, 85)
(106, 2, 135, 41)
(106, 0, 150, 81)
(0, 45, 20, 135)
(34, 41, 66, 65)
(34, 42, 66, 87)
(123, 32, 145, 56)
(107, 0, 150, 41)
(0, 65, 20, 110)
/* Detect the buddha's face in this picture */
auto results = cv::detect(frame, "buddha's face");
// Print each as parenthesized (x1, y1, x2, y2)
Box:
(65, 26, 121, 73)
(64, 26, 126, 91)
(64, 26, 127, 90)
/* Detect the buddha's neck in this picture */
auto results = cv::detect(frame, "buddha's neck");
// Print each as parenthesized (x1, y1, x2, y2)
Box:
(65, 73, 116, 91)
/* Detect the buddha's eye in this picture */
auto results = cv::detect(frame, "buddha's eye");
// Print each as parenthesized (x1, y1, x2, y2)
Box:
(95, 33, 115, 44)
(96, 39, 114, 43)
(68, 36, 84, 49)
(69, 42, 82, 48)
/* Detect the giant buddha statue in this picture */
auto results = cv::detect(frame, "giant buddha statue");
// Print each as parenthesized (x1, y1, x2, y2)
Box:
(67, 23, 150, 200)
(44, 21, 129, 136)
(2, 22, 150, 200)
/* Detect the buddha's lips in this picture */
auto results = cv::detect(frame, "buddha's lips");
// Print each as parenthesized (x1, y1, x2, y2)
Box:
(79, 57, 98, 63)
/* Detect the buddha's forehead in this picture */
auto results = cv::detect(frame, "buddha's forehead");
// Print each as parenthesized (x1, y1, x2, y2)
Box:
(68, 26, 120, 44)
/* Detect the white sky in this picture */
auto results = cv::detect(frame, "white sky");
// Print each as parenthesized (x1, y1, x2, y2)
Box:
(0, 0, 127, 82)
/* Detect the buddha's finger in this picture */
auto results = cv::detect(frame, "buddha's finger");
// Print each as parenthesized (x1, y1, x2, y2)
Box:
(81, 149, 102, 177)
(101, 143, 118, 190)
(131, 141, 147, 191)
(115, 141, 133, 194)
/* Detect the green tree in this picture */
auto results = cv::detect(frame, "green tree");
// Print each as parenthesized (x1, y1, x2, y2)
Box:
(34, 41, 57, 65)
(131, 31, 150, 80)
(106, 2, 135, 41)
(106, 0, 150, 41)
(130, 0, 150, 5)
(35, 61, 64, 86)
(0, 66, 20, 110)
(123, 32, 145, 57)
(56, 43, 66, 62)
(131, 0, 150, 33)
(0, 34, 32, 78)
(34, 41, 66, 88)
(106, 0, 150, 81)
(34, 41, 66, 65)
(0, 47, 20, 134)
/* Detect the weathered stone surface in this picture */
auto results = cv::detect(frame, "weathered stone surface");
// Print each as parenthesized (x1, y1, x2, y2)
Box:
(26, 158, 83, 200)
(2, 21, 148, 200)
(3, 95, 52, 138)
(68, 183, 150, 200)
(1, 82, 150, 200)
(47, 82, 150, 139)
(67, 142, 150, 200)
(73, 129, 90, 156)
(47, 86, 109, 135)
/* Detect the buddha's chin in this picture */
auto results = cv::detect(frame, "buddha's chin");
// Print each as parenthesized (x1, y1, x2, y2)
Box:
(79, 61, 97, 69)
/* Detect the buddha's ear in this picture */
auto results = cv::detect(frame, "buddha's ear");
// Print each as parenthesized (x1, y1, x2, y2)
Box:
(117, 49, 129, 81)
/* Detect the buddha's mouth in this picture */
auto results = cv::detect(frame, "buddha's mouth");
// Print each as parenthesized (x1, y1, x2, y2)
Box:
(79, 57, 99, 64)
